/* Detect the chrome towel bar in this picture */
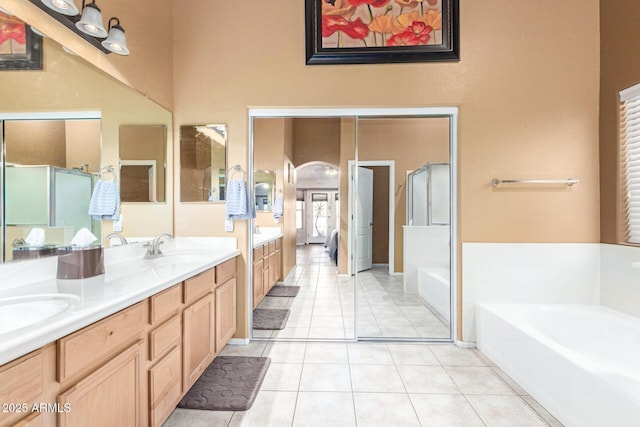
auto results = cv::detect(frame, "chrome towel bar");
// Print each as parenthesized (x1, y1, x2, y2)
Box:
(492, 178, 580, 187)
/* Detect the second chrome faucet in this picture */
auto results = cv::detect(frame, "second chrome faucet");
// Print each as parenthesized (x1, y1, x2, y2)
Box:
(144, 233, 174, 259)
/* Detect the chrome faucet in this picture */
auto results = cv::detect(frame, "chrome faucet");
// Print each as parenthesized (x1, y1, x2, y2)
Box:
(254, 223, 261, 234)
(106, 233, 128, 246)
(144, 233, 174, 259)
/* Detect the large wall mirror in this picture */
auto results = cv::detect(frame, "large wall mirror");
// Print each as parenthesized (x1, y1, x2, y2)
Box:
(0, 11, 173, 262)
(119, 125, 167, 203)
(1, 117, 102, 262)
(180, 124, 227, 202)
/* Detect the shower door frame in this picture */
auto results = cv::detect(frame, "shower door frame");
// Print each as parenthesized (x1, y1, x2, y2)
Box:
(248, 107, 459, 344)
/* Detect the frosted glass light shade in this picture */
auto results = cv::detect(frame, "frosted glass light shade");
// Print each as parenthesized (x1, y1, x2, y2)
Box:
(75, 3, 107, 38)
(102, 25, 129, 55)
(41, 0, 79, 16)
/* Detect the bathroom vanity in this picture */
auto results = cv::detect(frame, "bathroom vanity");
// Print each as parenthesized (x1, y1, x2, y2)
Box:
(0, 238, 240, 427)
(252, 230, 283, 309)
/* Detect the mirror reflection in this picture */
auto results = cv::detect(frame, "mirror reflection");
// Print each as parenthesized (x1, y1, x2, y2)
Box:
(2, 118, 102, 262)
(180, 124, 227, 202)
(254, 170, 276, 211)
(119, 125, 167, 203)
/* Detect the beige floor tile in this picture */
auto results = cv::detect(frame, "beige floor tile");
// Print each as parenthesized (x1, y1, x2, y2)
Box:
(398, 365, 461, 394)
(270, 327, 309, 339)
(309, 315, 344, 329)
(467, 395, 548, 427)
(353, 393, 421, 427)
(311, 306, 344, 316)
(284, 315, 312, 328)
(262, 342, 307, 363)
(251, 329, 273, 338)
(446, 366, 515, 395)
(293, 392, 356, 427)
(228, 391, 297, 427)
(299, 363, 352, 391)
(219, 342, 267, 357)
(409, 394, 485, 427)
(308, 327, 346, 339)
(473, 348, 496, 366)
(429, 344, 487, 366)
(415, 324, 451, 338)
(304, 342, 349, 364)
(387, 344, 440, 365)
(379, 324, 420, 338)
(350, 364, 405, 393)
(347, 343, 393, 364)
(522, 396, 563, 427)
(492, 366, 528, 395)
(259, 363, 302, 391)
(162, 408, 233, 427)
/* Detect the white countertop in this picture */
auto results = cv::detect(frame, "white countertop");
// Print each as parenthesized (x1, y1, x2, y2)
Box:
(0, 237, 240, 366)
(253, 227, 283, 248)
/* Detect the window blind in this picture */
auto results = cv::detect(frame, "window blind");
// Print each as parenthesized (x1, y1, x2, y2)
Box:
(620, 83, 640, 243)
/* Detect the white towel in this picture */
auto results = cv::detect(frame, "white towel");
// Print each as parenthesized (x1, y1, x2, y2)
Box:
(88, 179, 120, 221)
(226, 179, 252, 220)
(273, 195, 284, 220)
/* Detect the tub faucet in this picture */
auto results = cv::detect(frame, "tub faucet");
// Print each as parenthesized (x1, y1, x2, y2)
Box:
(106, 233, 128, 246)
(144, 233, 174, 259)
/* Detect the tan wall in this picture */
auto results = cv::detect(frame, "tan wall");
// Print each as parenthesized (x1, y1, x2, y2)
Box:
(0, 38, 173, 244)
(173, 0, 601, 338)
(5, 120, 66, 167)
(600, 0, 640, 243)
(283, 119, 297, 280)
(293, 118, 341, 167)
(0, 0, 173, 109)
(65, 120, 101, 173)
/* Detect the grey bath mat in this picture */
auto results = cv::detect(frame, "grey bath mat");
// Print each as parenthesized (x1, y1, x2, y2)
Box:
(267, 285, 300, 297)
(253, 308, 290, 330)
(178, 356, 271, 411)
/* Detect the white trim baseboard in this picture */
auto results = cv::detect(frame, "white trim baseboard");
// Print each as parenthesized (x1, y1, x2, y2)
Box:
(227, 338, 251, 346)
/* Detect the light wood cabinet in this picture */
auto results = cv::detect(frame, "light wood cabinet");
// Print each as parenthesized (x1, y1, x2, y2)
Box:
(57, 342, 143, 427)
(150, 284, 182, 325)
(216, 278, 237, 352)
(182, 293, 215, 391)
(148, 346, 181, 427)
(148, 315, 181, 361)
(10, 412, 43, 427)
(252, 258, 264, 309)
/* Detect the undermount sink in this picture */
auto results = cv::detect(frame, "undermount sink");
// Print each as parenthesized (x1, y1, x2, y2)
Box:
(151, 251, 212, 264)
(0, 294, 80, 335)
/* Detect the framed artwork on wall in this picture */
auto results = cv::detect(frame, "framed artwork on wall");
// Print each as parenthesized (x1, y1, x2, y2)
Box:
(0, 11, 42, 71)
(305, 0, 459, 65)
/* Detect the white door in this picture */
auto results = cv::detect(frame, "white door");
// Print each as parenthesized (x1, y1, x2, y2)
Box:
(307, 191, 332, 244)
(356, 167, 373, 272)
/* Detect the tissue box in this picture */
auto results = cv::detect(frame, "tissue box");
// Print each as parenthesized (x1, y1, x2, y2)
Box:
(57, 245, 105, 280)
(12, 245, 59, 261)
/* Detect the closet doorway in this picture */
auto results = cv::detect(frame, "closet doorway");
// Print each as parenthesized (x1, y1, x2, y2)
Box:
(248, 108, 458, 343)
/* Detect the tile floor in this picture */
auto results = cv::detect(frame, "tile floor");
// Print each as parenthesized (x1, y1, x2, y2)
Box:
(253, 245, 450, 340)
(163, 341, 562, 426)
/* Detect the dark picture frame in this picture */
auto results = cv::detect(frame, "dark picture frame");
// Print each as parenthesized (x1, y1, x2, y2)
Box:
(305, 0, 459, 65)
(0, 12, 42, 71)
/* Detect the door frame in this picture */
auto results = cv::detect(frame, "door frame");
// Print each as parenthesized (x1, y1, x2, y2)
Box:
(347, 160, 395, 276)
(248, 107, 459, 343)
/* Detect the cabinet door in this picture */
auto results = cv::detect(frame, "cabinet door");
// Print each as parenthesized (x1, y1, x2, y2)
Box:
(252, 259, 264, 309)
(215, 278, 237, 352)
(182, 294, 215, 391)
(58, 342, 143, 427)
(262, 264, 270, 297)
(275, 248, 281, 283)
(268, 252, 277, 291)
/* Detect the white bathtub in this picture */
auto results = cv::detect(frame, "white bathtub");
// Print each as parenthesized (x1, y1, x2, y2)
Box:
(418, 267, 450, 322)
(476, 304, 640, 427)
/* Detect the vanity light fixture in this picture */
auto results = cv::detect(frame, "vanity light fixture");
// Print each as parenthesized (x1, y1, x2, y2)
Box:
(41, 0, 78, 16)
(75, 0, 107, 38)
(101, 17, 129, 55)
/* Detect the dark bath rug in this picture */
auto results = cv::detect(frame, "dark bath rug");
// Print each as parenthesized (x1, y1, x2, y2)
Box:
(266, 285, 300, 297)
(178, 356, 271, 411)
(253, 308, 290, 330)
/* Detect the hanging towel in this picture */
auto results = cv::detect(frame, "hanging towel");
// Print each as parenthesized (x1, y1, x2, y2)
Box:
(88, 179, 120, 221)
(273, 195, 284, 220)
(226, 179, 253, 220)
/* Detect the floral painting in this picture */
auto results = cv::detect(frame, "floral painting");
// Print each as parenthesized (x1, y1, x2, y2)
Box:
(0, 11, 42, 70)
(306, 0, 459, 64)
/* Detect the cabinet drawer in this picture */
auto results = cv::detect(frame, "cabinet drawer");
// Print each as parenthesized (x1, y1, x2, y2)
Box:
(215, 258, 236, 286)
(149, 346, 181, 427)
(253, 246, 263, 261)
(150, 284, 182, 325)
(57, 301, 147, 383)
(149, 315, 181, 361)
(183, 268, 215, 305)
(275, 238, 281, 250)
(268, 241, 276, 254)
(0, 350, 43, 414)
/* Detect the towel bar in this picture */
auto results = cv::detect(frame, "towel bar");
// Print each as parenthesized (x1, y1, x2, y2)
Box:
(492, 178, 579, 187)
